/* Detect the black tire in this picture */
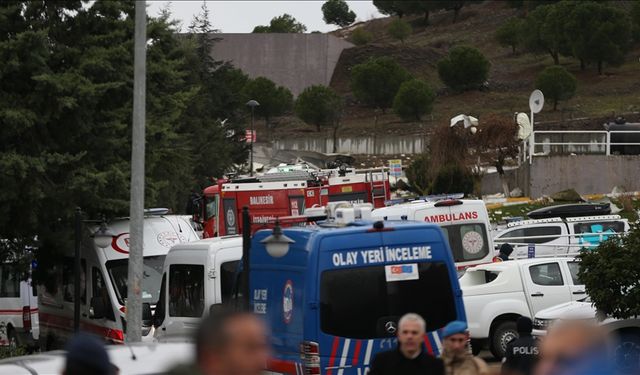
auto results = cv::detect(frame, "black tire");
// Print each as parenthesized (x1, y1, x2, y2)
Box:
(490, 321, 518, 360)
(470, 339, 483, 356)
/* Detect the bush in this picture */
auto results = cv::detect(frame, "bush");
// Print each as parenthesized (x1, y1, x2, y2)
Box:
(431, 164, 474, 195)
(535, 65, 577, 110)
(350, 28, 373, 45)
(405, 153, 432, 195)
(387, 18, 412, 43)
(578, 224, 640, 320)
(295, 85, 342, 131)
(350, 57, 412, 110)
(437, 46, 491, 92)
(392, 79, 435, 121)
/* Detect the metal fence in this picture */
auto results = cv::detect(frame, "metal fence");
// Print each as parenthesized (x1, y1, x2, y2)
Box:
(524, 130, 640, 163)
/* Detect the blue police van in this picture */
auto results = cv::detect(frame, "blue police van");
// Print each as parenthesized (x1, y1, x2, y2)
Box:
(250, 213, 466, 375)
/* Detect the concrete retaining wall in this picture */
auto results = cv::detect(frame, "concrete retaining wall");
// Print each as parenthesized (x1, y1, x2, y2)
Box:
(210, 34, 353, 96)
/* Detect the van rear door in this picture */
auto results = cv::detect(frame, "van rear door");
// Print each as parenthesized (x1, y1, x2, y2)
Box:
(316, 225, 463, 373)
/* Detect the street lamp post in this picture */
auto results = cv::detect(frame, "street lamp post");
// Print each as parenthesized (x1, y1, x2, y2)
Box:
(246, 100, 260, 177)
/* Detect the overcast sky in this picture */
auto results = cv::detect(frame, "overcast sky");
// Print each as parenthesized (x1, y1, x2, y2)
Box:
(147, 1, 384, 33)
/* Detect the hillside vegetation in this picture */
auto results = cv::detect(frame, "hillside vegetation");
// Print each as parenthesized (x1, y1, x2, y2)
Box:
(269, 0, 640, 138)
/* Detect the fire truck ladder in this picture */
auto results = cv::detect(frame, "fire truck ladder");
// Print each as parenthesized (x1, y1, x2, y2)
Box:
(255, 170, 314, 182)
(367, 168, 388, 204)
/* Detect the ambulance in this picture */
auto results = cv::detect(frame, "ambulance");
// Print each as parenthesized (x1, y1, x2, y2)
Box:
(250, 204, 466, 375)
(371, 198, 494, 269)
(0, 261, 38, 349)
(37, 212, 199, 349)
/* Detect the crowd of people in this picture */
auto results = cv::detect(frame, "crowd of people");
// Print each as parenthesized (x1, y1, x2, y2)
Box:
(60, 310, 624, 375)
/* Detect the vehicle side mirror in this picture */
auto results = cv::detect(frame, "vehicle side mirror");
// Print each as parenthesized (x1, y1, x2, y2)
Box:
(142, 303, 152, 326)
(90, 297, 106, 319)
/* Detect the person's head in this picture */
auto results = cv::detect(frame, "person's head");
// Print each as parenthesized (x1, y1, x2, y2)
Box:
(442, 320, 468, 355)
(500, 243, 514, 256)
(397, 313, 426, 357)
(517, 316, 533, 336)
(63, 333, 113, 375)
(196, 309, 270, 375)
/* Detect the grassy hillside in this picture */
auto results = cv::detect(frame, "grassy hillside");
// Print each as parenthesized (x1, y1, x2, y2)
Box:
(269, 0, 640, 139)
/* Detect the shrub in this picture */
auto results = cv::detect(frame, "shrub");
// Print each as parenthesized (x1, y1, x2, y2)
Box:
(535, 65, 577, 110)
(392, 79, 435, 121)
(350, 28, 373, 45)
(350, 57, 412, 110)
(495, 18, 523, 54)
(431, 163, 474, 195)
(437, 46, 491, 92)
(387, 18, 412, 43)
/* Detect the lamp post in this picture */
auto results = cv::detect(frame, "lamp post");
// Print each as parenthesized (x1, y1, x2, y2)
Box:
(246, 100, 260, 177)
(260, 219, 295, 258)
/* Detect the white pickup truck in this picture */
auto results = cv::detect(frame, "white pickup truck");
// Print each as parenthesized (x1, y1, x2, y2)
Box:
(460, 257, 584, 359)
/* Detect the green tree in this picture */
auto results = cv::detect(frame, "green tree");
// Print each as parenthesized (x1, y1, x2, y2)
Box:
(373, 1, 407, 18)
(252, 14, 307, 33)
(387, 18, 412, 43)
(350, 57, 412, 111)
(322, 0, 356, 27)
(242, 77, 293, 129)
(350, 27, 373, 45)
(522, 2, 574, 65)
(495, 18, 523, 54)
(392, 79, 435, 121)
(437, 46, 491, 92)
(535, 65, 576, 110)
(405, 153, 432, 195)
(578, 224, 640, 320)
(295, 85, 342, 132)
(443, 1, 483, 24)
(632, 1, 640, 42)
(431, 164, 474, 195)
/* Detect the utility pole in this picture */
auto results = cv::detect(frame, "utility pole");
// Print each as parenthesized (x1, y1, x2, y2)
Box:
(73, 207, 82, 333)
(126, 0, 146, 343)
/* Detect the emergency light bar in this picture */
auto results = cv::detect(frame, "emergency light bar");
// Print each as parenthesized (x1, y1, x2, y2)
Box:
(421, 193, 465, 202)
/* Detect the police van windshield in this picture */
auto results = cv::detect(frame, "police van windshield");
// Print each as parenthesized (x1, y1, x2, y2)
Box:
(320, 262, 456, 339)
(107, 255, 165, 305)
(439, 224, 489, 262)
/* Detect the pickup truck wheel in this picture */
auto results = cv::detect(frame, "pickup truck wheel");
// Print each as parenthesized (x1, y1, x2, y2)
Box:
(490, 321, 518, 360)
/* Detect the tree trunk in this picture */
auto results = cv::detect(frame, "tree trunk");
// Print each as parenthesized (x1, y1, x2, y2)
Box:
(453, 8, 460, 24)
(553, 99, 558, 111)
(512, 44, 516, 55)
(580, 59, 585, 71)
(424, 10, 430, 26)
(332, 122, 339, 153)
(598, 60, 603, 75)
(551, 51, 559, 65)
(500, 173, 510, 198)
(316, 123, 321, 132)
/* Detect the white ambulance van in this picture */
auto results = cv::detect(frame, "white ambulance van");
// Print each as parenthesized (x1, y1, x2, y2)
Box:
(372, 198, 495, 269)
(153, 236, 243, 342)
(0, 263, 38, 349)
(37, 212, 199, 349)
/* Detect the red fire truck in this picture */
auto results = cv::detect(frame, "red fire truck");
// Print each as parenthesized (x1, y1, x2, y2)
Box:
(197, 168, 390, 238)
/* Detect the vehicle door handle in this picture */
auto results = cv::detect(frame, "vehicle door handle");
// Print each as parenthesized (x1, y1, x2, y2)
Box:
(572, 290, 586, 295)
(531, 292, 544, 297)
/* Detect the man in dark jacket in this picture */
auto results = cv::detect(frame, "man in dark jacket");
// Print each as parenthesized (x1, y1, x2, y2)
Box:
(369, 313, 445, 375)
(502, 317, 539, 375)
(498, 243, 514, 261)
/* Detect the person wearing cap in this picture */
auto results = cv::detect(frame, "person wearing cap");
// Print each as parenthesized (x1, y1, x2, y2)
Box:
(440, 320, 489, 375)
(501, 317, 539, 375)
(62, 333, 115, 375)
(369, 313, 444, 375)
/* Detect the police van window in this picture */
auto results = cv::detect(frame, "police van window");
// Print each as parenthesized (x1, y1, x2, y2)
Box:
(501, 226, 561, 244)
(573, 221, 625, 235)
(320, 262, 456, 339)
(169, 265, 204, 317)
(92, 267, 115, 321)
(529, 263, 564, 286)
(0, 264, 20, 298)
(220, 261, 240, 303)
(567, 262, 582, 285)
(440, 224, 489, 262)
(107, 256, 165, 305)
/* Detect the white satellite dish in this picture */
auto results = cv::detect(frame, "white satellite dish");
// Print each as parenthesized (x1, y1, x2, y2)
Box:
(516, 112, 532, 140)
(529, 90, 544, 114)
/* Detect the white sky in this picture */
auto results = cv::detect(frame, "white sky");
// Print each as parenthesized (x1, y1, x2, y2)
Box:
(147, 1, 384, 33)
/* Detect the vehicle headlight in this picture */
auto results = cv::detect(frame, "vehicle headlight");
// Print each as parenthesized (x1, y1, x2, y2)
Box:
(533, 318, 553, 330)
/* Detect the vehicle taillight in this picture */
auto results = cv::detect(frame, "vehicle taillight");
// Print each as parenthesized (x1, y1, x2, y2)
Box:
(22, 306, 31, 332)
(300, 341, 320, 375)
(119, 306, 126, 314)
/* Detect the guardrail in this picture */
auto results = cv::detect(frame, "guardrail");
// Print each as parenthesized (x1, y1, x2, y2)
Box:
(524, 130, 640, 164)
(493, 232, 624, 258)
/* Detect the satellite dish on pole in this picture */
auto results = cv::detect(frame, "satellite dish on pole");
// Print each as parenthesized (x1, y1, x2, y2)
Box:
(529, 90, 544, 114)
